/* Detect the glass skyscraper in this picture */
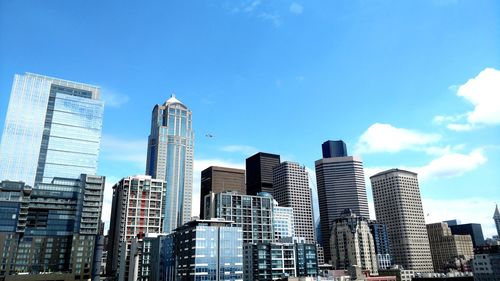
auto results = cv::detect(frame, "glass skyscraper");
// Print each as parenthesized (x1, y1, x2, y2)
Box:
(146, 95, 194, 233)
(0, 73, 103, 186)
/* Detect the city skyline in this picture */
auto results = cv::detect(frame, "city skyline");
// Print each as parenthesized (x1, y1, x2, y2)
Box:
(1, 0, 499, 238)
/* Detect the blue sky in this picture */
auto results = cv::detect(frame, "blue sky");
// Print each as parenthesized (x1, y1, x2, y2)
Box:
(1, 0, 499, 237)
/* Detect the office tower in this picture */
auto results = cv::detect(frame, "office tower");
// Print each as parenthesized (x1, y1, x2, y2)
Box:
(315, 140, 369, 262)
(0, 73, 103, 186)
(369, 221, 393, 270)
(322, 140, 348, 158)
(448, 223, 485, 248)
(330, 209, 378, 275)
(273, 161, 316, 243)
(273, 199, 295, 241)
(163, 219, 243, 281)
(246, 152, 280, 195)
(495, 205, 500, 237)
(146, 95, 194, 232)
(370, 169, 434, 273)
(444, 219, 460, 226)
(243, 242, 318, 281)
(426, 222, 474, 272)
(106, 175, 165, 280)
(204, 191, 274, 243)
(472, 245, 500, 281)
(200, 166, 245, 219)
(0, 175, 105, 280)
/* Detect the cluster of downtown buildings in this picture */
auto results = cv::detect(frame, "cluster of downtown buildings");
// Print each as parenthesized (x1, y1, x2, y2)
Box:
(0, 73, 499, 281)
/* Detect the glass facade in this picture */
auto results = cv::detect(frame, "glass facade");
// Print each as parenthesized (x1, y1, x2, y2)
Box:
(163, 220, 243, 281)
(146, 95, 194, 233)
(0, 73, 103, 186)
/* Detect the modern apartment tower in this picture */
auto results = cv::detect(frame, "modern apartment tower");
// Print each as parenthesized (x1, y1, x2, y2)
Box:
(204, 191, 275, 243)
(494, 204, 500, 237)
(315, 140, 370, 263)
(146, 95, 194, 233)
(273, 200, 295, 241)
(200, 166, 245, 219)
(106, 175, 165, 280)
(163, 219, 244, 281)
(330, 209, 378, 275)
(0, 73, 104, 186)
(369, 221, 393, 269)
(370, 169, 434, 273)
(273, 161, 316, 243)
(426, 222, 474, 272)
(246, 152, 280, 195)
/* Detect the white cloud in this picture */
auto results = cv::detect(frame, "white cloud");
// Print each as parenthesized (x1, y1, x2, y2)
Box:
(100, 87, 130, 108)
(100, 135, 147, 168)
(417, 148, 486, 180)
(220, 145, 258, 156)
(259, 12, 282, 27)
(423, 197, 499, 238)
(436, 67, 500, 131)
(355, 123, 441, 154)
(289, 2, 303, 14)
(191, 158, 245, 217)
(244, 1, 260, 13)
(363, 148, 487, 182)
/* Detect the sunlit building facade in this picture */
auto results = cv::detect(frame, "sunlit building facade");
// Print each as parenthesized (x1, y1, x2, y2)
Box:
(146, 95, 194, 233)
(0, 73, 103, 186)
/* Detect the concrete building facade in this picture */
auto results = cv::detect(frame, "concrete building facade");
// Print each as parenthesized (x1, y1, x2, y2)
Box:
(330, 209, 378, 275)
(273, 161, 316, 243)
(204, 191, 275, 243)
(426, 222, 474, 273)
(370, 169, 434, 273)
(106, 175, 165, 280)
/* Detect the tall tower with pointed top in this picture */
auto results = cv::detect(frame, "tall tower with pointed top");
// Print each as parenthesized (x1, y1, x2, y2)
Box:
(494, 204, 500, 237)
(146, 94, 194, 233)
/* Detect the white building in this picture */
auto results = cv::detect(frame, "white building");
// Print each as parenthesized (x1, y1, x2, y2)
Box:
(273, 199, 295, 241)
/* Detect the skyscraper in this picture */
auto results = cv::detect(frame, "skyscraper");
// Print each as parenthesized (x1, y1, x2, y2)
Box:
(0, 73, 104, 186)
(494, 204, 500, 237)
(322, 140, 347, 158)
(246, 152, 280, 195)
(330, 209, 378, 275)
(146, 95, 194, 233)
(106, 175, 165, 280)
(273, 161, 316, 243)
(315, 140, 369, 263)
(200, 166, 245, 219)
(370, 169, 434, 273)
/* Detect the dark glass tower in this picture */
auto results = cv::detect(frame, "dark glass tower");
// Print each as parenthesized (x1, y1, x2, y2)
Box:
(322, 140, 348, 158)
(245, 152, 280, 195)
(449, 223, 485, 248)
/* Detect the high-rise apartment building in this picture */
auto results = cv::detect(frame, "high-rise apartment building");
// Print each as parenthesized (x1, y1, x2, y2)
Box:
(0, 73, 104, 186)
(163, 219, 244, 281)
(330, 209, 378, 275)
(246, 152, 280, 195)
(204, 191, 275, 243)
(273, 161, 316, 243)
(146, 95, 194, 232)
(243, 242, 318, 281)
(369, 221, 393, 270)
(494, 205, 500, 238)
(106, 175, 165, 280)
(426, 222, 474, 272)
(200, 166, 245, 219)
(370, 169, 434, 273)
(0, 175, 105, 281)
(315, 140, 369, 262)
